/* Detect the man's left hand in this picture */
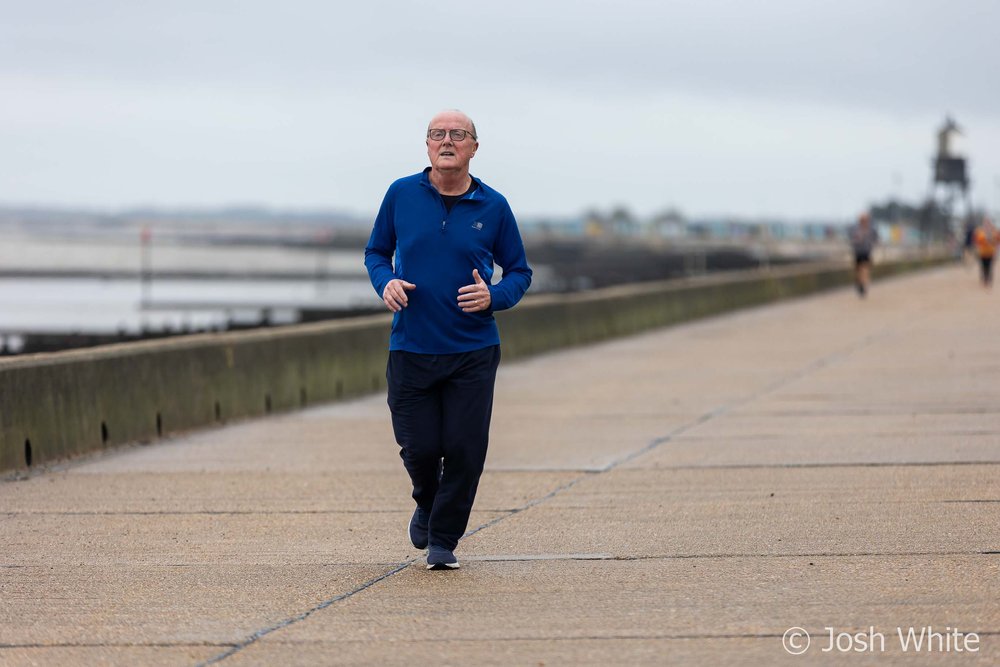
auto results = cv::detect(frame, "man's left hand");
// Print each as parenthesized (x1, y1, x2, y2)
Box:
(458, 269, 492, 313)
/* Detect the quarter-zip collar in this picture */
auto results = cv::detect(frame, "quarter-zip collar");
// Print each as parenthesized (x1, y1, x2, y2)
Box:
(420, 167, 483, 203)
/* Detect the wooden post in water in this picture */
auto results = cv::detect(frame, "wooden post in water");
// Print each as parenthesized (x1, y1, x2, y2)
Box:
(140, 225, 152, 309)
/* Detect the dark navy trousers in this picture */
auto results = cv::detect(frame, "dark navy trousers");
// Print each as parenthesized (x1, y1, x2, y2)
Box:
(386, 345, 501, 551)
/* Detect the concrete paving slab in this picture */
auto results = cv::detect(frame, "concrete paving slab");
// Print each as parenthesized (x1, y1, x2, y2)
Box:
(643, 434, 1000, 468)
(530, 465, 1000, 506)
(234, 556, 998, 652)
(67, 407, 400, 474)
(0, 471, 413, 514)
(0, 510, 502, 567)
(218, 635, 1000, 667)
(0, 470, 577, 514)
(0, 647, 222, 667)
(481, 413, 701, 472)
(461, 469, 1000, 558)
(630, 415, 1000, 467)
(746, 377, 999, 416)
(0, 564, 386, 645)
(495, 338, 802, 419)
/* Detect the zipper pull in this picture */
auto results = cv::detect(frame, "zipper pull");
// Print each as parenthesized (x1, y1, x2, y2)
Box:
(441, 220, 447, 233)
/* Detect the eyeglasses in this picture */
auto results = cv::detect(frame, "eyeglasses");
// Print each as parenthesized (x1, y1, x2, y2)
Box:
(427, 128, 476, 142)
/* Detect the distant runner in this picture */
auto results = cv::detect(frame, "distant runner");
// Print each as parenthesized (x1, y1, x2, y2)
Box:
(973, 217, 1000, 288)
(849, 213, 879, 297)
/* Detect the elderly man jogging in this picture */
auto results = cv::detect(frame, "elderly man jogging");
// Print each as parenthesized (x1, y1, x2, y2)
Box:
(364, 109, 532, 570)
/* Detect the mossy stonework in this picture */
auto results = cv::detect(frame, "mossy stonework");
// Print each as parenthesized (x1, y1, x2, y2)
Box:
(0, 257, 946, 474)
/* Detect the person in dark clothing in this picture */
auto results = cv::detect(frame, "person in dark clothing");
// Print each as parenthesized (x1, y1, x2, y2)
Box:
(849, 212, 878, 297)
(364, 109, 532, 569)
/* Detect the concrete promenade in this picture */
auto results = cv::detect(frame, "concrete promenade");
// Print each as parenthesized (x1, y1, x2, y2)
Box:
(1, 263, 998, 666)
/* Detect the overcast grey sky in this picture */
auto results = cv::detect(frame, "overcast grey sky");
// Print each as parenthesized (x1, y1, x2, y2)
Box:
(2, 0, 998, 219)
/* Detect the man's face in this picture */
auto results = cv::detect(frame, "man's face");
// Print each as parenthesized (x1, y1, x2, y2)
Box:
(426, 112, 478, 173)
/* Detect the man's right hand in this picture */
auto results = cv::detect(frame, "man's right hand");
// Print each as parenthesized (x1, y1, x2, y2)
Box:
(382, 279, 416, 312)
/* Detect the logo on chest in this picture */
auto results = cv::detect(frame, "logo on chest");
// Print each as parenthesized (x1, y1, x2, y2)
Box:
(471, 221, 484, 231)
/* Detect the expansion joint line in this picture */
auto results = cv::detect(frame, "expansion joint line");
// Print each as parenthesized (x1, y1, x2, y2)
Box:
(197, 560, 414, 666)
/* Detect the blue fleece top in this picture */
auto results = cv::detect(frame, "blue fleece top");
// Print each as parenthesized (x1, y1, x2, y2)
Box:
(364, 168, 533, 354)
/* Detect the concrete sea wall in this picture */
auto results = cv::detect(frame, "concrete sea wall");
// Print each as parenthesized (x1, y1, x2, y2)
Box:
(0, 256, 945, 474)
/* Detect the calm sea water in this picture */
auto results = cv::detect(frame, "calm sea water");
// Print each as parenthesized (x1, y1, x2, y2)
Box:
(0, 276, 381, 334)
(0, 236, 383, 335)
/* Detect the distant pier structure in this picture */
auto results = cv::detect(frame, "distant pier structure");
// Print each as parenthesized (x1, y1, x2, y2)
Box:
(927, 116, 972, 237)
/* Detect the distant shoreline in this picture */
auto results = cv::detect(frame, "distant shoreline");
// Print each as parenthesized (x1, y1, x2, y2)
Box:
(0, 268, 365, 281)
